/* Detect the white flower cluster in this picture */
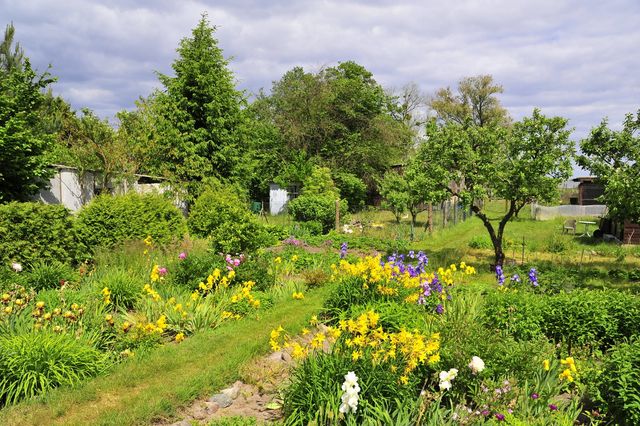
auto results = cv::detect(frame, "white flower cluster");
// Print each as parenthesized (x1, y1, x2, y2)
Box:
(439, 356, 485, 391)
(468, 356, 485, 374)
(439, 368, 458, 390)
(339, 371, 360, 414)
(11, 262, 22, 272)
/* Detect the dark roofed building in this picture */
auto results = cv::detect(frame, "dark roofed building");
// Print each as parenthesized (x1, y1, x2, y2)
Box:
(572, 177, 604, 205)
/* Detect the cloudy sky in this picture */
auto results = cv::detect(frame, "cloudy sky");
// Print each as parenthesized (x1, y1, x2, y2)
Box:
(2, 0, 639, 157)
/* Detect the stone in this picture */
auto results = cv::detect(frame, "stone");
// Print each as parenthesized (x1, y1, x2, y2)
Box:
(268, 351, 284, 361)
(221, 385, 240, 400)
(208, 393, 233, 408)
(204, 401, 220, 413)
(190, 405, 209, 420)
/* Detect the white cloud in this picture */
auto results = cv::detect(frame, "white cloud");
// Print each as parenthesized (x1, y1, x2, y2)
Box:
(1, 0, 638, 152)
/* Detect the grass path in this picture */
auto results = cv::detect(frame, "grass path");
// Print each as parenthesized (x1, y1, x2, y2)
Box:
(0, 285, 332, 426)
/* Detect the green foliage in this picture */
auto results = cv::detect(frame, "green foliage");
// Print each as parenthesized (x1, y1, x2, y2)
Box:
(596, 339, 640, 425)
(25, 261, 77, 292)
(91, 268, 144, 310)
(0, 332, 107, 405)
(287, 166, 347, 233)
(0, 57, 55, 202)
(578, 110, 640, 222)
(378, 170, 409, 223)
(484, 288, 640, 352)
(468, 235, 492, 249)
(289, 195, 340, 233)
(75, 192, 186, 256)
(254, 62, 411, 193)
(152, 14, 246, 200)
(233, 255, 275, 291)
(419, 108, 574, 264)
(333, 172, 367, 212)
(429, 74, 510, 127)
(284, 351, 415, 425)
(0, 202, 78, 266)
(188, 186, 273, 253)
(170, 251, 224, 290)
(483, 291, 544, 341)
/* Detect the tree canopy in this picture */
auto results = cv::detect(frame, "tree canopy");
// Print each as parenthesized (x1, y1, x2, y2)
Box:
(418, 108, 574, 265)
(251, 61, 412, 195)
(151, 14, 246, 200)
(429, 75, 510, 127)
(0, 24, 55, 202)
(578, 110, 640, 222)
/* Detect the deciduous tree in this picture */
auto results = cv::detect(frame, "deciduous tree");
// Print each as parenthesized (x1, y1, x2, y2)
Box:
(418, 109, 573, 265)
(578, 110, 640, 222)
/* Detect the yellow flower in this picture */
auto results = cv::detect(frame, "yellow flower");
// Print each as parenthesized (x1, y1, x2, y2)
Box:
(274, 257, 282, 264)
(36, 301, 45, 309)
(291, 343, 307, 360)
(399, 375, 409, 385)
(351, 350, 362, 361)
(543, 359, 550, 371)
(175, 333, 185, 343)
(310, 315, 319, 326)
(292, 291, 304, 300)
(291, 255, 299, 262)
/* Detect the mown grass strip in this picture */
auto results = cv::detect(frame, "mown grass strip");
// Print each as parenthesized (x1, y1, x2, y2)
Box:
(0, 285, 333, 426)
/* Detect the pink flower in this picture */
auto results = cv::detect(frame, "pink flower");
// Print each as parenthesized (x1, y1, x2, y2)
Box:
(158, 267, 168, 276)
(179, 252, 187, 260)
(233, 259, 240, 267)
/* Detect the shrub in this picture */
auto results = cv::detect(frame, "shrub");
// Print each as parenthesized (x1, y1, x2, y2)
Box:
(170, 251, 225, 290)
(75, 192, 186, 256)
(541, 290, 615, 352)
(333, 172, 367, 212)
(288, 194, 346, 234)
(233, 255, 275, 291)
(188, 187, 273, 253)
(0, 202, 78, 266)
(597, 339, 640, 425)
(0, 332, 107, 405)
(24, 261, 77, 292)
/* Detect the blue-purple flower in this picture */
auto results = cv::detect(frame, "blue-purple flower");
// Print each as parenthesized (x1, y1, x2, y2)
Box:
(495, 265, 505, 285)
(529, 268, 538, 287)
(340, 242, 348, 259)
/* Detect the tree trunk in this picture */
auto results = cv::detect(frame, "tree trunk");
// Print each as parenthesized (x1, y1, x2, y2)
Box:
(410, 211, 417, 241)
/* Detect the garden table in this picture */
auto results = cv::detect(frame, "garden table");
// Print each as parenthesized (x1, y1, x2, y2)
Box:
(577, 220, 597, 237)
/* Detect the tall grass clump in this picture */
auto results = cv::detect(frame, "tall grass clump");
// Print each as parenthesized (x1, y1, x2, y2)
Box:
(0, 332, 107, 405)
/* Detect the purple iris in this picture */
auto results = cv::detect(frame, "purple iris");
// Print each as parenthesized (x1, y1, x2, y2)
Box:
(529, 268, 538, 287)
(435, 304, 444, 314)
(495, 413, 505, 421)
(340, 242, 348, 259)
(495, 265, 505, 285)
(511, 274, 520, 283)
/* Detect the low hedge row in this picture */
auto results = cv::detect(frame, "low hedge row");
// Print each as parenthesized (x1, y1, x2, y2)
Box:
(483, 288, 640, 351)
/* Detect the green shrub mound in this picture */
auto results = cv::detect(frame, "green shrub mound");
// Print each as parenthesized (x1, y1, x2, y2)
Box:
(0, 202, 77, 266)
(0, 332, 107, 405)
(188, 187, 273, 254)
(288, 195, 346, 234)
(75, 192, 187, 255)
